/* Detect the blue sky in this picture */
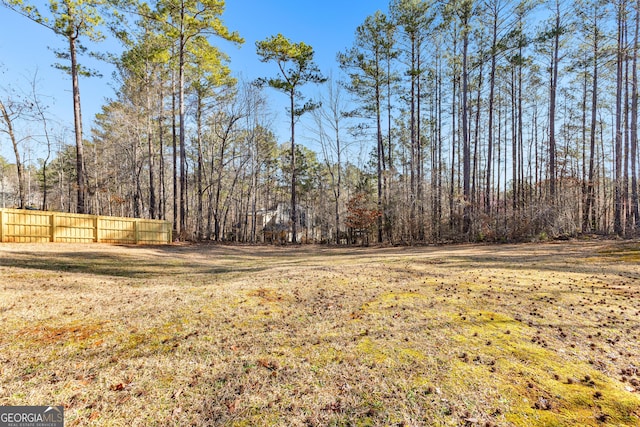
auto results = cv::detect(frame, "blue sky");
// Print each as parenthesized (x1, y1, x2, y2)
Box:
(0, 0, 390, 161)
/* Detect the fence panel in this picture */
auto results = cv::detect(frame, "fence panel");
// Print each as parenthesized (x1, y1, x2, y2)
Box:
(0, 208, 172, 244)
(135, 220, 173, 244)
(98, 217, 137, 244)
(0, 209, 51, 243)
(55, 213, 96, 243)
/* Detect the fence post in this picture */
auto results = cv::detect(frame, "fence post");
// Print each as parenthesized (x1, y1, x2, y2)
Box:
(94, 216, 100, 243)
(50, 212, 57, 242)
(0, 209, 4, 243)
(134, 220, 139, 244)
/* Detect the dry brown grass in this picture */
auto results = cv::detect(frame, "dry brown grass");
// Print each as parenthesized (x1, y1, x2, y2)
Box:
(0, 240, 639, 426)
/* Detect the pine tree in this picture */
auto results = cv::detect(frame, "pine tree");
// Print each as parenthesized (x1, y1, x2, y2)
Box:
(256, 34, 325, 243)
(2, 0, 110, 213)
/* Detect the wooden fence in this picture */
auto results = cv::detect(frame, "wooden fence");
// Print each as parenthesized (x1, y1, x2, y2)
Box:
(0, 208, 172, 244)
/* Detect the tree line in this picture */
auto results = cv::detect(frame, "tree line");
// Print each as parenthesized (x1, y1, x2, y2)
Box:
(1, 0, 639, 244)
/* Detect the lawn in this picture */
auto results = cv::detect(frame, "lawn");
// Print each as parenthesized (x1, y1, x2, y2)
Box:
(0, 240, 639, 426)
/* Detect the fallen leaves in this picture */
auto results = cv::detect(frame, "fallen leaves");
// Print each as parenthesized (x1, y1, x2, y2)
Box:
(110, 383, 126, 392)
(171, 388, 183, 400)
(257, 358, 279, 371)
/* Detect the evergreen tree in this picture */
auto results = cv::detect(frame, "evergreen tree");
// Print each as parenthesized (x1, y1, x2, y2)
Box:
(256, 33, 326, 243)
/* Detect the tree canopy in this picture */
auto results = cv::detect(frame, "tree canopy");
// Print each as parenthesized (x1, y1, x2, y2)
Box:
(1, 0, 639, 243)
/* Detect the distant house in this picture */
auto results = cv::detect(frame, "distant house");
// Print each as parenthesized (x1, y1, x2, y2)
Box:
(259, 203, 316, 243)
(0, 173, 13, 209)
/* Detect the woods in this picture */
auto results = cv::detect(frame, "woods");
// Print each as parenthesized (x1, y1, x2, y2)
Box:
(1, 0, 640, 243)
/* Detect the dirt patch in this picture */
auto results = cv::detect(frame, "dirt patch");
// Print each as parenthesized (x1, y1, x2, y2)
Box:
(17, 322, 105, 345)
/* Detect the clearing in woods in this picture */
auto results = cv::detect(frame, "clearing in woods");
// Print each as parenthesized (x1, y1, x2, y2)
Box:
(0, 240, 639, 426)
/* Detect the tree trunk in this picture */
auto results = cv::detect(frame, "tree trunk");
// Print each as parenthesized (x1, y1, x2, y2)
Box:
(171, 69, 178, 237)
(409, 31, 417, 241)
(196, 93, 204, 240)
(147, 78, 156, 219)
(376, 47, 383, 244)
(586, 17, 600, 232)
(0, 100, 25, 208)
(416, 35, 425, 241)
(335, 112, 342, 245)
(624, 14, 631, 231)
(461, 17, 471, 236)
(631, 0, 640, 229)
(486, 7, 498, 215)
(436, 46, 443, 241)
(33, 90, 52, 211)
(159, 85, 166, 220)
(69, 34, 86, 213)
(472, 56, 483, 237)
(290, 89, 297, 243)
(517, 38, 524, 213)
(549, 3, 560, 202)
(179, 18, 187, 236)
(386, 38, 393, 242)
(614, 0, 625, 236)
(449, 24, 458, 233)
(251, 137, 258, 243)
(581, 56, 588, 232)
(511, 66, 518, 217)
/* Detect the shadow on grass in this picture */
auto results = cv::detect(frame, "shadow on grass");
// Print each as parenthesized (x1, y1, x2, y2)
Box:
(1, 240, 638, 280)
(0, 248, 269, 279)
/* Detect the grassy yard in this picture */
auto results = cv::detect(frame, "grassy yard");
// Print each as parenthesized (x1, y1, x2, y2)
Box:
(0, 240, 639, 426)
